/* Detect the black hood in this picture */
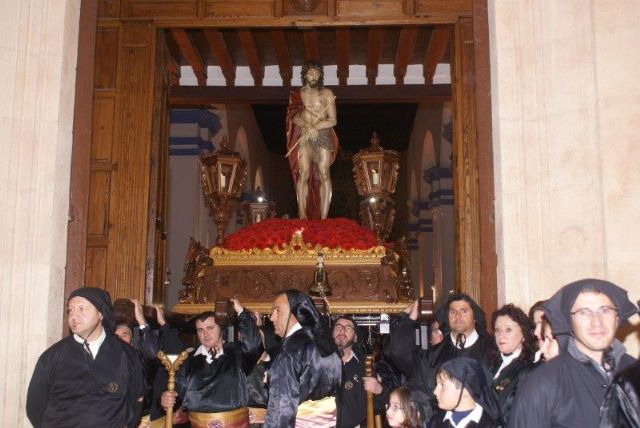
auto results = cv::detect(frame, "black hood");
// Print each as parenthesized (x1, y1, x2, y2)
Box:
(542, 278, 638, 337)
(285, 289, 321, 329)
(440, 357, 501, 421)
(68, 287, 115, 332)
(284, 289, 337, 357)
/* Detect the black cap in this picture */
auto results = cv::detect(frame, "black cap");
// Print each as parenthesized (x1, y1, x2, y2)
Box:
(68, 287, 115, 332)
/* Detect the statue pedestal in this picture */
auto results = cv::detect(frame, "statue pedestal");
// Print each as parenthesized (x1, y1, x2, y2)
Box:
(174, 219, 415, 315)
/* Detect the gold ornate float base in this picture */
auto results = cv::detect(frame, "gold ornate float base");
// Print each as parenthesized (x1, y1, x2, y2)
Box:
(174, 232, 415, 315)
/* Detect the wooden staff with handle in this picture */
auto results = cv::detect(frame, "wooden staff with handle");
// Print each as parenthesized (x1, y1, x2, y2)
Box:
(285, 95, 337, 158)
(365, 354, 375, 428)
(158, 350, 189, 428)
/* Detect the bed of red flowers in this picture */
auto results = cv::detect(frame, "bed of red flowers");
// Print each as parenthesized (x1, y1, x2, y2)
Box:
(222, 218, 379, 251)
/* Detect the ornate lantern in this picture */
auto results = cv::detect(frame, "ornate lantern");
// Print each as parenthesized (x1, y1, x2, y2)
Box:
(201, 136, 247, 244)
(353, 132, 400, 241)
(241, 186, 276, 225)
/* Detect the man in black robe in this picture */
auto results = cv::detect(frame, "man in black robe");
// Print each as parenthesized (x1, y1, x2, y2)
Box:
(26, 287, 146, 428)
(156, 299, 262, 428)
(508, 278, 638, 428)
(333, 315, 395, 428)
(263, 289, 342, 427)
(386, 293, 491, 403)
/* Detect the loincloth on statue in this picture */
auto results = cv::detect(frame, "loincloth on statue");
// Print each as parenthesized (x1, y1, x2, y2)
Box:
(299, 128, 334, 162)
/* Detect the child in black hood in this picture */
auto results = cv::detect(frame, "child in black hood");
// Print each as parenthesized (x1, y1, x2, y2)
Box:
(429, 357, 502, 428)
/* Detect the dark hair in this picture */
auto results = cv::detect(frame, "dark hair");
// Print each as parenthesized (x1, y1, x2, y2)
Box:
(528, 300, 546, 325)
(333, 315, 359, 342)
(435, 367, 463, 389)
(301, 60, 324, 88)
(488, 304, 537, 367)
(444, 292, 488, 335)
(540, 314, 553, 337)
(195, 311, 218, 324)
(389, 386, 423, 428)
(194, 311, 227, 342)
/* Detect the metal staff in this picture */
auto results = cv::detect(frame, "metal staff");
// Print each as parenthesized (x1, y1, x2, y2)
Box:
(285, 95, 336, 158)
(158, 350, 189, 428)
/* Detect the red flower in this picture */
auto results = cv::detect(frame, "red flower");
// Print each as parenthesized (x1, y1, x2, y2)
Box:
(221, 218, 379, 251)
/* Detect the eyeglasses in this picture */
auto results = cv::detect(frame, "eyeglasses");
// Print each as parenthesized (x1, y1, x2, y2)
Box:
(570, 306, 618, 320)
(333, 324, 355, 333)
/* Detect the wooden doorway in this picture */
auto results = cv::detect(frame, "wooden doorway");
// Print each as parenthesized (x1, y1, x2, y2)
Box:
(65, 0, 496, 316)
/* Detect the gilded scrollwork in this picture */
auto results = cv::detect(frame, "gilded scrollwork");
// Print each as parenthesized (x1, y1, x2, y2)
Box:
(209, 230, 386, 266)
(178, 238, 214, 304)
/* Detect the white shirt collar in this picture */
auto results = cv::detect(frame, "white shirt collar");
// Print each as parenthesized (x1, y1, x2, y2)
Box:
(194, 343, 224, 363)
(443, 403, 483, 427)
(286, 322, 303, 338)
(494, 348, 521, 379)
(449, 329, 479, 349)
(342, 348, 360, 363)
(73, 328, 107, 359)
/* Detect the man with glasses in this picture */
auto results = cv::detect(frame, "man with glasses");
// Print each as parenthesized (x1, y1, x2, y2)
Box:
(509, 279, 638, 428)
(333, 316, 390, 427)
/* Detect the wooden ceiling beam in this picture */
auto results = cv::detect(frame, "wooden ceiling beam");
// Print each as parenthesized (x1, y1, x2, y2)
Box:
(335, 29, 350, 86)
(170, 84, 452, 105)
(271, 30, 293, 87)
(366, 28, 385, 85)
(166, 47, 181, 87)
(423, 27, 450, 85)
(169, 29, 206, 86)
(394, 26, 419, 85)
(303, 29, 320, 61)
(203, 29, 236, 86)
(237, 29, 264, 87)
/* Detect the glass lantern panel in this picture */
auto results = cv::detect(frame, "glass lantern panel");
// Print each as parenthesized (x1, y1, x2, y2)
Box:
(382, 161, 392, 189)
(220, 163, 234, 192)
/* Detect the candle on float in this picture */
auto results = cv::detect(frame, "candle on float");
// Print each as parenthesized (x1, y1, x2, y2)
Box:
(372, 170, 380, 185)
(220, 174, 227, 189)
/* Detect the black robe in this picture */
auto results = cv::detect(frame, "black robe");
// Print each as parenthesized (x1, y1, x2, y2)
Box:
(489, 357, 534, 424)
(26, 333, 145, 428)
(135, 323, 184, 415)
(386, 314, 490, 397)
(599, 359, 640, 428)
(151, 310, 262, 417)
(337, 353, 366, 428)
(336, 353, 399, 428)
(508, 338, 635, 428)
(263, 328, 342, 427)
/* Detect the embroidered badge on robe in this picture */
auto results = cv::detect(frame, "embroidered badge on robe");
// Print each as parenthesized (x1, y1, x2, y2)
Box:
(106, 382, 119, 393)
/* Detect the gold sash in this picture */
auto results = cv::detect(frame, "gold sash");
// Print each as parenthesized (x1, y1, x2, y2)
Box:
(150, 407, 249, 428)
(189, 407, 250, 428)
